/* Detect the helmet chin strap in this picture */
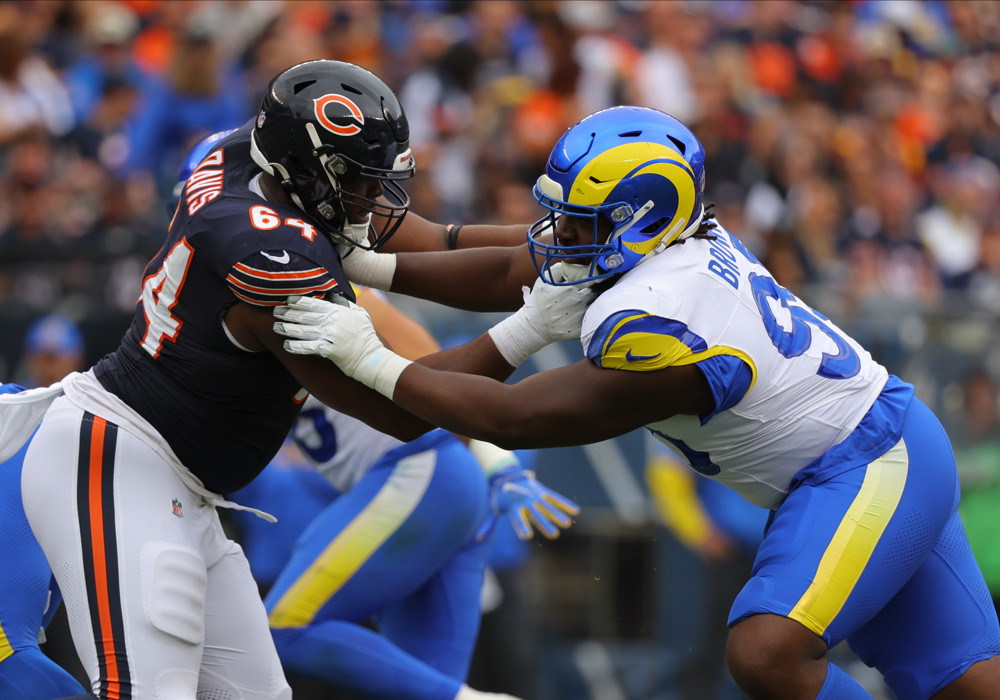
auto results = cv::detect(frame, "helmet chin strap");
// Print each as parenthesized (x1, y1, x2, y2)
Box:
(342, 214, 373, 251)
(250, 128, 308, 211)
(304, 122, 347, 223)
(611, 200, 655, 242)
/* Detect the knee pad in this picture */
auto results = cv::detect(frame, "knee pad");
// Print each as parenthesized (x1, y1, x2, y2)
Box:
(141, 542, 207, 646)
(151, 668, 198, 699)
(196, 664, 292, 700)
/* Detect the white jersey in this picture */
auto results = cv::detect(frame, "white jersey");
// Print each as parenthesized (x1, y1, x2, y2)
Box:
(291, 395, 402, 493)
(581, 225, 888, 509)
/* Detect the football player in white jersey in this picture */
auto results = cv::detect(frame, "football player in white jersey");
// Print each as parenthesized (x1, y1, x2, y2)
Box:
(273, 106, 1000, 700)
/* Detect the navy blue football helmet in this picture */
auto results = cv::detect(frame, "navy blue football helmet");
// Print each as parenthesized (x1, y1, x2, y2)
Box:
(250, 60, 414, 250)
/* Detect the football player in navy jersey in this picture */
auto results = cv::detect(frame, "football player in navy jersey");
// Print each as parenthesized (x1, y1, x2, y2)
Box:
(9, 59, 589, 700)
(273, 105, 1000, 699)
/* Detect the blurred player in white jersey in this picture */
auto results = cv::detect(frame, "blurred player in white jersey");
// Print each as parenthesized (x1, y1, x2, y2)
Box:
(273, 106, 1000, 700)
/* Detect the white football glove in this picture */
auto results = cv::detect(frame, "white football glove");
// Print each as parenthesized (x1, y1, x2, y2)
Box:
(487, 262, 596, 368)
(273, 295, 410, 398)
(337, 216, 396, 290)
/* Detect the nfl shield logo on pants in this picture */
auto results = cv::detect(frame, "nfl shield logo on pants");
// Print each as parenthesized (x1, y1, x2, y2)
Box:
(171, 498, 184, 518)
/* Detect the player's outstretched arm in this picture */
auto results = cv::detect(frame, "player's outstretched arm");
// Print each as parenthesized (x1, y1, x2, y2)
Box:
(274, 262, 595, 387)
(381, 210, 531, 253)
(342, 210, 543, 312)
(341, 244, 535, 312)
(271, 294, 715, 449)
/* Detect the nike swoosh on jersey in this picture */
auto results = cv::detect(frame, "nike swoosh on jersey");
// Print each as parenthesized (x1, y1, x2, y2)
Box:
(625, 349, 661, 362)
(261, 250, 291, 264)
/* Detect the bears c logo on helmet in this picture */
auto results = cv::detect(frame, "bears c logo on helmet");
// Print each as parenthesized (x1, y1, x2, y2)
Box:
(314, 94, 364, 136)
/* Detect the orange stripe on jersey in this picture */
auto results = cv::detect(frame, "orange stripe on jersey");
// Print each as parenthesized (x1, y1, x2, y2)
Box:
(87, 416, 123, 699)
(230, 289, 285, 306)
(232, 262, 328, 281)
(226, 274, 339, 297)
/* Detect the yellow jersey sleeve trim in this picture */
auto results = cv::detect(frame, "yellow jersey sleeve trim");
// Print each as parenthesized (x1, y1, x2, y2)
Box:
(600, 334, 758, 392)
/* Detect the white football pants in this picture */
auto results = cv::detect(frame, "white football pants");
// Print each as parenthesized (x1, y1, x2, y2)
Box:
(21, 395, 290, 700)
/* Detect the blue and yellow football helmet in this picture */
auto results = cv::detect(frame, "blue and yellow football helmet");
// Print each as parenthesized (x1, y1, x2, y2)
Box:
(528, 106, 706, 285)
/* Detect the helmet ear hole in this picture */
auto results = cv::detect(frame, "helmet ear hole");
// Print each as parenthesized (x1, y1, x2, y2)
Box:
(641, 217, 670, 234)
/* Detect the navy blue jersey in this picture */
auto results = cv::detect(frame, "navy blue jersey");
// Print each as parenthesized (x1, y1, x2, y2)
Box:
(94, 122, 354, 493)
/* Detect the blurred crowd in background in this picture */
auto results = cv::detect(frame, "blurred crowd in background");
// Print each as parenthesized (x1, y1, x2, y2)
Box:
(1, 0, 1000, 399)
(3, 1, 1000, 698)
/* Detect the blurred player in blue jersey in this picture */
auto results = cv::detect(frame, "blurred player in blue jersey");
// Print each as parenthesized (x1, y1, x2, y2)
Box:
(18, 315, 87, 388)
(226, 442, 340, 595)
(1, 318, 88, 697)
(274, 105, 1000, 699)
(233, 285, 577, 700)
(646, 436, 768, 700)
(0, 382, 86, 699)
(166, 128, 237, 215)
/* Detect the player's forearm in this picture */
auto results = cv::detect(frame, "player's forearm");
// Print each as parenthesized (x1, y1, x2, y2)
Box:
(384, 210, 528, 253)
(390, 246, 532, 311)
(389, 359, 629, 449)
(415, 332, 516, 382)
(451, 223, 531, 250)
(298, 359, 435, 442)
(390, 366, 539, 447)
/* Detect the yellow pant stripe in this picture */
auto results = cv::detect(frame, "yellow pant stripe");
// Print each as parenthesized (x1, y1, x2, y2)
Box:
(789, 440, 908, 635)
(0, 622, 13, 662)
(268, 451, 435, 628)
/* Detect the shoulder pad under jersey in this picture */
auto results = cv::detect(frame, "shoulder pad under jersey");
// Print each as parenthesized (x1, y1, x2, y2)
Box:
(227, 249, 346, 306)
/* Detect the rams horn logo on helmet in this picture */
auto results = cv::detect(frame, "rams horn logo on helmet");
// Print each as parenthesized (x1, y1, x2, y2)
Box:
(314, 94, 364, 136)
